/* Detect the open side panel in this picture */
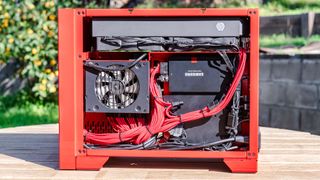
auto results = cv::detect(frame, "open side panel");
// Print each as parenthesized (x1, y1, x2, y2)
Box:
(59, 8, 259, 173)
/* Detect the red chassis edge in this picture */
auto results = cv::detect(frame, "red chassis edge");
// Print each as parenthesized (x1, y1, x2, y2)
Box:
(58, 8, 259, 172)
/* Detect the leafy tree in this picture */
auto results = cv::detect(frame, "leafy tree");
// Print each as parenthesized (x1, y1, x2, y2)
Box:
(0, 0, 97, 100)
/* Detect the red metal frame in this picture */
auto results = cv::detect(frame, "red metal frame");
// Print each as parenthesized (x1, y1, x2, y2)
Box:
(58, 8, 259, 172)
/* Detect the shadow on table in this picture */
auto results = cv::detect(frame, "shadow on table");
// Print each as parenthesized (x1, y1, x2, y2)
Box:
(0, 133, 59, 169)
(0, 133, 229, 172)
(105, 157, 229, 172)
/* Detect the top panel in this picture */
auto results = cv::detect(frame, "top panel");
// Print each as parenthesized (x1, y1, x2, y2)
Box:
(85, 8, 255, 17)
(92, 17, 244, 37)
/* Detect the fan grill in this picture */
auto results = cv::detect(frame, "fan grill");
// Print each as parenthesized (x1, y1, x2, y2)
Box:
(95, 65, 139, 109)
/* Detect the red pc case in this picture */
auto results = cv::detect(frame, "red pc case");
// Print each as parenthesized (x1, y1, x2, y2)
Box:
(58, 8, 259, 172)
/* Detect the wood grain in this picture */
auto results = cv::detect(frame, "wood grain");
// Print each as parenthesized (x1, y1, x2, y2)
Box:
(0, 124, 319, 180)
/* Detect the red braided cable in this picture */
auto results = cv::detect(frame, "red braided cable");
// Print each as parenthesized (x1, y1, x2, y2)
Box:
(84, 49, 246, 145)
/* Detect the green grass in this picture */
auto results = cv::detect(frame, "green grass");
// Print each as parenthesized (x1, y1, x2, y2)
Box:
(259, 6, 320, 16)
(260, 34, 320, 48)
(0, 94, 58, 129)
(247, 0, 320, 16)
(0, 103, 58, 129)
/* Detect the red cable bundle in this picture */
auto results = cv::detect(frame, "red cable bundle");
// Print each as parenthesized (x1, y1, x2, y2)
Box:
(84, 49, 247, 145)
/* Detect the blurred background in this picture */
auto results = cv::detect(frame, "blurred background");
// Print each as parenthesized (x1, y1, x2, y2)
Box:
(0, 0, 319, 134)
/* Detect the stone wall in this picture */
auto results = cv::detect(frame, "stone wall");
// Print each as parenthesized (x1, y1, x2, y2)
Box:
(0, 60, 27, 96)
(260, 54, 320, 133)
(260, 13, 320, 37)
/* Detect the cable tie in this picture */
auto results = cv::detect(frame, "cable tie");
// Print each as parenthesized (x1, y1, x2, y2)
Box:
(145, 126, 154, 135)
(179, 115, 183, 123)
(118, 132, 123, 143)
(200, 109, 206, 118)
(153, 96, 162, 99)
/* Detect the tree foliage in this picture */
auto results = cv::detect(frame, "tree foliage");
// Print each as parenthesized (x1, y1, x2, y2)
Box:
(0, 0, 97, 100)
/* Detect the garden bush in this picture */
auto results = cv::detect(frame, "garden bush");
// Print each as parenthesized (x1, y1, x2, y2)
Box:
(1, 0, 58, 99)
(1, 0, 319, 101)
(0, 0, 98, 100)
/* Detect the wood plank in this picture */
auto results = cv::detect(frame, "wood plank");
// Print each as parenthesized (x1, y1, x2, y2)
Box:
(260, 149, 320, 155)
(260, 144, 320, 150)
(0, 124, 319, 179)
(259, 154, 320, 163)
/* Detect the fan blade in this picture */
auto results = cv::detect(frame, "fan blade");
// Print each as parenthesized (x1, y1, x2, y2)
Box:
(116, 94, 124, 109)
(96, 85, 102, 100)
(119, 94, 128, 106)
(108, 94, 117, 109)
(101, 83, 109, 95)
(113, 70, 122, 80)
(97, 72, 113, 83)
(100, 71, 115, 83)
(103, 72, 113, 84)
(101, 91, 110, 103)
(122, 94, 134, 107)
(126, 98, 134, 107)
(123, 70, 135, 85)
(119, 94, 135, 107)
(115, 94, 122, 104)
(120, 94, 127, 102)
(96, 73, 110, 99)
(124, 83, 139, 93)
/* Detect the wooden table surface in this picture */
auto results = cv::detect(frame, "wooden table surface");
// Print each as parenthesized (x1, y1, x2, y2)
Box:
(0, 124, 319, 180)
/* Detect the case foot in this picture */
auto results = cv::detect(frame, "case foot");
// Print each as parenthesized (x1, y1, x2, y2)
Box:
(76, 156, 109, 170)
(224, 158, 257, 173)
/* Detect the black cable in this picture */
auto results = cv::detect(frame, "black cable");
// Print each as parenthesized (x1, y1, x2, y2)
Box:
(100, 37, 239, 52)
(84, 53, 147, 72)
(164, 138, 235, 150)
(162, 135, 248, 150)
(217, 51, 234, 73)
(85, 136, 157, 150)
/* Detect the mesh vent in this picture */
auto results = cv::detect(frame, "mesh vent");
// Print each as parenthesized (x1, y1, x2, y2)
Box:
(84, 114, 148, 134)
(84, 114, 113, 134)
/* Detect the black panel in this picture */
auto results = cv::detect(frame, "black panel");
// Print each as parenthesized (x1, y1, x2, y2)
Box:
(168, 55, 230, 94)
(164, 95, 230, 144)
(92, 17, 244, 37)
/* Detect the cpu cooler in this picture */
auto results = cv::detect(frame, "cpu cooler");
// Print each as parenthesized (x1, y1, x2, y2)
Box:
(59, 8, 259, 173)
